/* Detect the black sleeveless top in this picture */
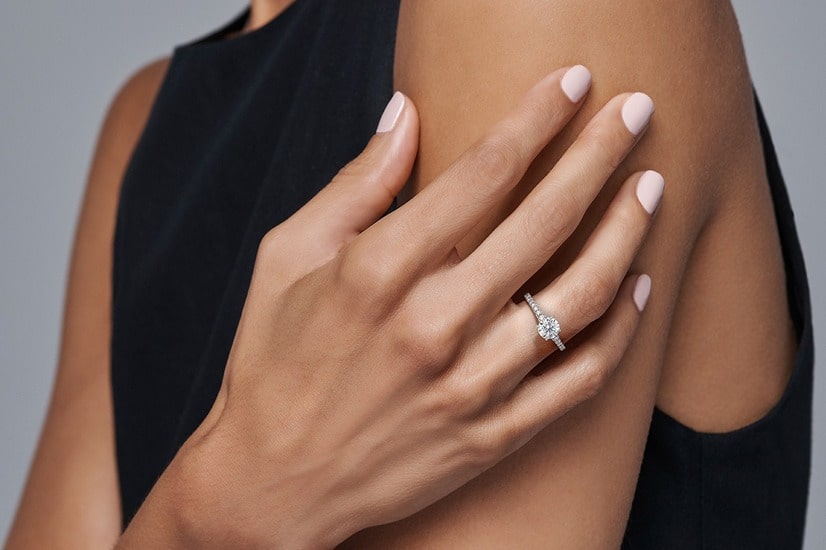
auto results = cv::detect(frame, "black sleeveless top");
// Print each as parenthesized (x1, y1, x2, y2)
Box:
(111, 2, 814, 546)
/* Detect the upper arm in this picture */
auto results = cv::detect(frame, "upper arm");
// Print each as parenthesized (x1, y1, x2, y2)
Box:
(342, 0, 760, 546)
(6, 58, 169, 549)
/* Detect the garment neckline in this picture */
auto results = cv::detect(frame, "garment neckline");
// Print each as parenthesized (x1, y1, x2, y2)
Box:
(173, 2, 305, 54)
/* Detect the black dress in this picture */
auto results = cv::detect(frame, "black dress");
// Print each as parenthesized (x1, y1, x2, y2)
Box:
(110, 2, 814, 547)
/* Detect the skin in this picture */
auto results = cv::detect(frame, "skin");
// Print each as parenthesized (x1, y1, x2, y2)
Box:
(341, 1, 796, 547)
(115, 72, 660, 548)
(6, 0, 797, 548)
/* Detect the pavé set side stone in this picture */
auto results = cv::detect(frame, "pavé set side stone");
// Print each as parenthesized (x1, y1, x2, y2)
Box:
(523, 293, 566, 351)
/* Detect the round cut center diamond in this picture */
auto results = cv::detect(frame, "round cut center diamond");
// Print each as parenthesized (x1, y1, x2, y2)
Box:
(537, 315, 560, 341)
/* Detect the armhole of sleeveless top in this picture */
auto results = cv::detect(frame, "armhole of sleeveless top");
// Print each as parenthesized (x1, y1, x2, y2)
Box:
(649, 84, 814, 440)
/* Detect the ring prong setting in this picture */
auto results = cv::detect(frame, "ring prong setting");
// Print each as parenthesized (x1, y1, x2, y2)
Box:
(524, 292, 566, 352)
(537, 315, 560, 341)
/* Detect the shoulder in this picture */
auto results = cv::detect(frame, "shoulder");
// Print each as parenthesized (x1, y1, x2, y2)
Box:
(115, 56, 170, 102)
(99, 57, 171, 157)
(116, 56, 170, 104)
(79, 55, 171, 258)
(74, 54, 172, 285)
(86, 56, 171, 195)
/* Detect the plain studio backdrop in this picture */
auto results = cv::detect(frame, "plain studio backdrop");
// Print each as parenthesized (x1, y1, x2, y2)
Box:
(1, 1, 823, 545)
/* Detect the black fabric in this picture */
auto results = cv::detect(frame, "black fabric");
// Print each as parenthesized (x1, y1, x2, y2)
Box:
(111, 1, 813, 545)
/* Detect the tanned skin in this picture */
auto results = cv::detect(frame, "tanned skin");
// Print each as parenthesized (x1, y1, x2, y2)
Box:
(7, 1, 795, 548)
(342, 0, 795, 546)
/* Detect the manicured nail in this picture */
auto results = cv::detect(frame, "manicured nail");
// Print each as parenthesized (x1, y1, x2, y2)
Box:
(376, 91, 405, 133)
(633, 274, 652, 312)
(560, 65, 592, 103)
(621, 92, 654, 135)
(636, 170, 665, 214)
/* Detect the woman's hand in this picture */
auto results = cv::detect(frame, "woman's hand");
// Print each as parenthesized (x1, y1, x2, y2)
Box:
(120, 65, 662, 549)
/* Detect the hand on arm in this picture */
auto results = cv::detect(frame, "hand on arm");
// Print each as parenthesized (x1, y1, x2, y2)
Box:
(340, 0, 763, 547)
(117, 67, 659, 549)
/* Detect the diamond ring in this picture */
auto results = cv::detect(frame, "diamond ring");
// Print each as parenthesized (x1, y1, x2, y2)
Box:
(523, 293, 565, 351)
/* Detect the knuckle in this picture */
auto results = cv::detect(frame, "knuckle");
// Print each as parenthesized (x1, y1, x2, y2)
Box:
(443, 374, 488, 417)
(256, 228, 284, 261)
(571, 268, 616, 322)
(396, 333, 442, 370)
(335, 142, 380, 181)
(335, 248, 397, 308)
(521, 189, 577, 251)
(470, 135, 521, 184)
(465, 423, 509, 469)
(579, 123, 626, 172)
(576, 352, 615, 401)
(393, 310, 458, 371)
(251, 228, 303, 293)
(358, 257, 398, 291)
(611, 200, 643, 239)
(335, 159, 362, 181)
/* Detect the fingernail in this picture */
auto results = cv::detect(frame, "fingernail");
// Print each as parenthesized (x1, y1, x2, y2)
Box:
(633, 274, 652, 312)
(560, 65, 592, 103)
(621, 92, 654, 135)
(636, 170, 665, 214)
(376, 91, 405, 133)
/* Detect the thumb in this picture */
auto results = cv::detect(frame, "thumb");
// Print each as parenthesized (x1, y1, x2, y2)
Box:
(294, 91, 419, 245)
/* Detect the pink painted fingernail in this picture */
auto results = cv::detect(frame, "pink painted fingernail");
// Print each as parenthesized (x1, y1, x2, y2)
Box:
(621, 92, 654, 135)
(633, 274, 652, 312)
(636, 170, 665, 214)
(376, 91, 405, 133)
(560, 65, 592, 103)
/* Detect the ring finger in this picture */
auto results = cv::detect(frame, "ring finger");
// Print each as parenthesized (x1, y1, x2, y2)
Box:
(460, 169, 663, 403)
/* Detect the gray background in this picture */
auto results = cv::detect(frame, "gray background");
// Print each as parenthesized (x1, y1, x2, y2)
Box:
(0, 0, 823, 545)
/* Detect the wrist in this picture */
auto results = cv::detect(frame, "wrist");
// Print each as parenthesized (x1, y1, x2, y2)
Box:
(125, 419, 356, 549)
(114, 452, 195, 548)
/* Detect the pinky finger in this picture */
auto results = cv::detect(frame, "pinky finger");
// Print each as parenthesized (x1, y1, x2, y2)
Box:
(472, 273, 651, 457)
